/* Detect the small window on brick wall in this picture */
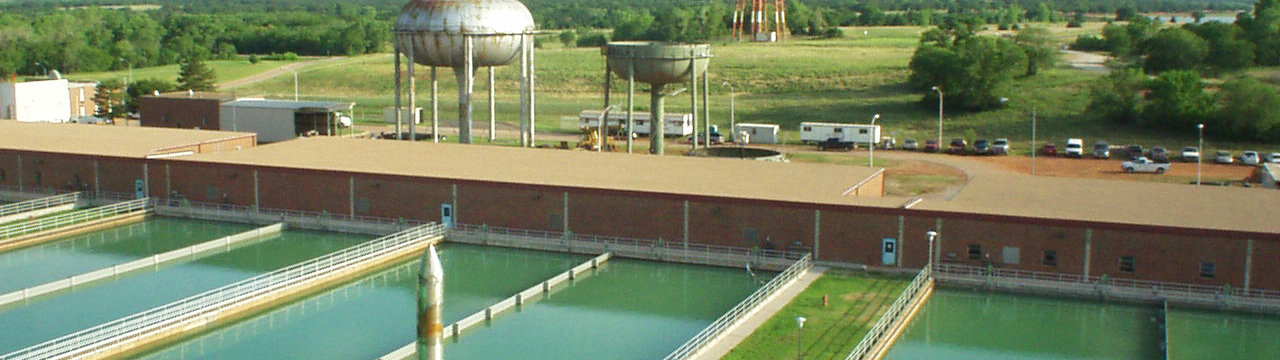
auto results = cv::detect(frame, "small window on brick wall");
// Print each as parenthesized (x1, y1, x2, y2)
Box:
(1119, 256, 1136, 273)
(1043, 250, 1058, 267)
(967, 244, 982, 260)
(1199, 262, 1216, 279)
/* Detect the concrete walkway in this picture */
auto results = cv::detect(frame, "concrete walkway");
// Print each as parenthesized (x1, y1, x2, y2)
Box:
(692, 266, 828, 360)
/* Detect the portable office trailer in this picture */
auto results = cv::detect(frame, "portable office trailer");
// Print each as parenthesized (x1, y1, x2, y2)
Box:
(578, 110, 693, 137)
(799, 122, 880, 144)
(383, 107, 422, 124)
(733, 123, 779, 144)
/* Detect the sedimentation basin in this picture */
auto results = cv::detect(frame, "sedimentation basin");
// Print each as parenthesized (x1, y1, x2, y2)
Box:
(0, 225, 367, 354)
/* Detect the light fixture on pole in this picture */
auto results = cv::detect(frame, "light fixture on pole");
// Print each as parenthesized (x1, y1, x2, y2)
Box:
(869, 113, 880, 167)
(926, 230, 938, 272)
(1197, 123, 1204, 186)
(796, 316, 807, 360)
(34, 62, 47, 77)
(931, 86, 943, 153)
(723, 81, 736, 143)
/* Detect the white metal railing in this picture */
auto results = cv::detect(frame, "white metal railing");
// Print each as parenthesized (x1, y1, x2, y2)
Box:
(662, 253, 813, 360)
(843, 266, 933, 360)
(452, 224, 800, 270)
(934, 263, 1280, 312)
(0, 192, 79, 218)
(0, 223, 445, 360)
(0, 198, 148, 240)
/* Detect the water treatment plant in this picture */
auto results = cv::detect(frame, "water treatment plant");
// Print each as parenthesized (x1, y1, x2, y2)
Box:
(2, 0, 1280, 359)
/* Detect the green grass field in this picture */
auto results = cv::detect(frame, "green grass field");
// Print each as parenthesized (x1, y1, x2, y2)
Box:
(69, 57, 303, 86)
(69, 24, 1279, 155)
(722, 271, 911, 360)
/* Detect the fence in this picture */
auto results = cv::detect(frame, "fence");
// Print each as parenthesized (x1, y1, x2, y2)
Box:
(378, 252, 614, 360)
(451, 224, 798, 271)
(842, 266, 934, 360)
(0, 198, 148, 241)
(154, 199, 424, 235)
(0, 192, 80, 218)
(0, 223, 446, 360)
(662, 253, 813, 360)
(0, 223, 284, 308)
(934, 263, 1280, 314)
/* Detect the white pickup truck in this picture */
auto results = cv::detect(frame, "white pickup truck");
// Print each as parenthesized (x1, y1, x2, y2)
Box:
(1122, 157, 1172, 174)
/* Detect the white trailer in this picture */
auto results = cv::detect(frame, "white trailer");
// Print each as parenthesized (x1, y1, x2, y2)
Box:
(733, 123, 779, 144)
(578, 110, 692, 137)
(799, 122, 880, 145)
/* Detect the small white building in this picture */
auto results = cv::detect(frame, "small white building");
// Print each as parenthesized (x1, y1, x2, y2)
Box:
(221, 99, 354, 143)
(0, 79, 71, 123)
(733, 123, 779, 144)
(799, 122, 880, 145)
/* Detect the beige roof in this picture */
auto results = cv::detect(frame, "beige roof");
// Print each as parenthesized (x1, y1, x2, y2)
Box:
(0, 121, 255, 158)
(176, 137, 886, 205)
(916, 173, 1280, 235)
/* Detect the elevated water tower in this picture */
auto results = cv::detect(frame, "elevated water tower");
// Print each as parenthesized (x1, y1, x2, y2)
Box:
(604, 42, 712, 155)
(393, 0, 538, 146)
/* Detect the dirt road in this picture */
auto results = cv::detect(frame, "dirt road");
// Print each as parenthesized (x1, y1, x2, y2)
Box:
(218, 56, 358, 90)
(1062, 50, 1109, 73)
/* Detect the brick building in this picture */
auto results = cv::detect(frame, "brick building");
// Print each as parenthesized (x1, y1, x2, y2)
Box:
(138, 92, 236, 130)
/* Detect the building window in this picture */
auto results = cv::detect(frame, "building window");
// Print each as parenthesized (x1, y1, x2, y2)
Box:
(859, 129, 869, 134)
(1119, 256, 1136, 273)
(1200, 262, 1216, 279)
(1043, 250, 1058, 267)
(547, 213, 562, 229)
(1002, 246, 1020, 264)
(33, 171, 42, 184)
(967, 244, 982, 260)
(802, 126, 811, 131)
(163, 115, 170, 123)
(833, 128, 843, 133)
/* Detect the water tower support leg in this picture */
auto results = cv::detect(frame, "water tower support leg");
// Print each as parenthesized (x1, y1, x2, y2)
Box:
(407, 37, 417, 142)
(704, 68, 711, 149)
(691, 56, 699, 151)
(432, 66, 439, 143)
(519, 34, 529, 147)
(627, 61, 635, 154)
(651, 84, 666, 155)
(394, 37, 403, 140)
(530, 35, 537, 146)
(489, 66, 495, 142)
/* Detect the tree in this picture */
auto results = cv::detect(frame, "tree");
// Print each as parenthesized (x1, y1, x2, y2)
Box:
(558, 31, 577, 47)
(1143, 70, 1214, 130)
(1116, 7, 1138, 21)
(92, 79, 124, 120)
(1216, 77, 1280, 141)
(1086, 68, 1146, 124)
(909, 35, 1027, 111)
(1187, 22, 1255, 71)
(176, 56, 216, 92)
(125, 78, 175, 114)
(1142, 27, 1208, 73)
(611, 10, 654, 41)
(1014, 27, 1057, 76)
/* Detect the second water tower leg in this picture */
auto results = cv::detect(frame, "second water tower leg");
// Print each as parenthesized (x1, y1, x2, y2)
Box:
(651, 84, 666, 155)
(407, 38, 417, 142)
(703, 67, 711, 149)
(489, 66, 495, 143)
(519, 34, 529, 147)
(394, 37, 403, 141)
(431, 66, 438, 143)
(627, 61, 635, 154)
(457, 36, 475, 144)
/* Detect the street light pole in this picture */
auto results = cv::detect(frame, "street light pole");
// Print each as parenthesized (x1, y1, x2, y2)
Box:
(869, 113, 880, 167)
(796, 316, 806, 360)
(34, 62, 47, 77)
(926, 231, 938, 272)
(931, 87, 943, 153)
(1031, 107, 1037, 175)
(1197, 123, 1204, 185)
(723, 81, 736, 143)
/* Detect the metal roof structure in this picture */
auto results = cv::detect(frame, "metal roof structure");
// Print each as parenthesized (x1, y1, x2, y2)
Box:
(222, 99, 353, 113)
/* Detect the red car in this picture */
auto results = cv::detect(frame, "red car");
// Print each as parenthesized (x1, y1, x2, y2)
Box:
(924, 140, 940, 153)
(1042, 143, 1058, 156)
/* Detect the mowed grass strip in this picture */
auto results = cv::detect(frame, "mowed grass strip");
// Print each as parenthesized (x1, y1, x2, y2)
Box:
(722, 271, 911, 360)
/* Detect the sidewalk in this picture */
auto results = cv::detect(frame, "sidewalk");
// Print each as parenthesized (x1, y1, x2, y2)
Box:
(692, 266, 827, 360)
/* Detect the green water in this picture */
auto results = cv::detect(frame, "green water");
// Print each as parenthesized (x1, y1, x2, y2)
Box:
(0, 229, 366, 354)
(1168, 309, 1280, 360)
(882, 290, 1163, 360)
(0, 217, 255, 294)
(445, 259, 765, 360)
(130, 244, 587, 360)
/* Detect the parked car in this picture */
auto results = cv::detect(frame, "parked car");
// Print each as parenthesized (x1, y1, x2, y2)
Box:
(1092, 141, 1110, 159)
(991, 138, 1011, 155)
(903, 139, 919, 151)
(924, 140, 940, 153)
(1180, 147, 1200, 162)
(1123, 157, 1172, 174)
(973, 139, 991, 155)
(816, 137, 854, 151)
(1269, 153, 1280, 164)
(1149, 147, 1170, 163)
(1215, 151, 1235, 164)
(1241, 151, 1261, 165)
(1126, 145, 1145, 160)
(1065, 138, 1084, 157)
(1042, 143, 1058, 156)
(948, 138, 968, 155)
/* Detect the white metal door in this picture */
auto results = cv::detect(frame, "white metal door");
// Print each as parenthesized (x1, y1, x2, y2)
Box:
(882, 238, 897, 266)
(441, 204, 454, 228)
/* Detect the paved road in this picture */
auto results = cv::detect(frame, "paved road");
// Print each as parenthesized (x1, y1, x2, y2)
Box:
(217, 56, 358, 90)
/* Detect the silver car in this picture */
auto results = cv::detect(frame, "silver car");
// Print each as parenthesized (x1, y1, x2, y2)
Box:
(1242, 151, 1261, 166)
(1215, 151, 1234, 164)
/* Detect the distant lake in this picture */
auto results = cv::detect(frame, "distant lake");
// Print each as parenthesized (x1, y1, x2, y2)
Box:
(1150, 15, 1238, 24)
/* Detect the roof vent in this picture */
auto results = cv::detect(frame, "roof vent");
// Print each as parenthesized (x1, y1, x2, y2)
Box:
(188, 89, 195, 97)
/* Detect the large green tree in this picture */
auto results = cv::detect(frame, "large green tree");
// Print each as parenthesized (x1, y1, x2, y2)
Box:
(1142, 27, 1208, 73)
(1014, 27, 1057, 76)
(1086, 68, 1147, 124)
(909, 34, 1027, 111)
(92, 79, 124, 120)
(176, 56, 216, 92)
(1143, 70, 1214, 129)
(1216, 77, 1280, 141)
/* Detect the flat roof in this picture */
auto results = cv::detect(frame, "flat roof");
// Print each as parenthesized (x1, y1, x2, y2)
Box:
(223, 99, 353, 112)
(917, 173, 1280, 235)
(0, 121, 255, 158)
(176, 137, 885, 205)
(148, 91, 236, 101)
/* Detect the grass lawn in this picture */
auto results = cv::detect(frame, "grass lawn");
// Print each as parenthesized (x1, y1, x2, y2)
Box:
(722, 270, 911, 360)
(67, 57, 303, 85)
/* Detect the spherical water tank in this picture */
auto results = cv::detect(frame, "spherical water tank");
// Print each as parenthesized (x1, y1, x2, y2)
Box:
(606, 42, 711, 85)
(395, 0, 535, 68)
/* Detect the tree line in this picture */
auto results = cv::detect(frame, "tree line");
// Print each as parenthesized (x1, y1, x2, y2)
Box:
(1073, 0, 1280, 142)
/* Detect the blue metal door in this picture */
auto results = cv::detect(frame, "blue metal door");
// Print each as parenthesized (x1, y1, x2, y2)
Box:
(882, 238, 897, 266)
(134, 180, 145, 199)
(441, 204, 454, 228)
